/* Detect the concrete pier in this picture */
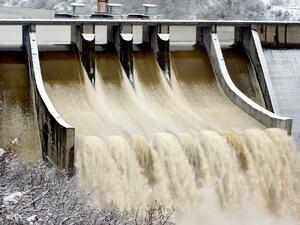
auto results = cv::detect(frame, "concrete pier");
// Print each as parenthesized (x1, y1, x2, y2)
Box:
(107, 24, 133, 81)
(71, 24, 96, 84)
(143, 24, 170, 81)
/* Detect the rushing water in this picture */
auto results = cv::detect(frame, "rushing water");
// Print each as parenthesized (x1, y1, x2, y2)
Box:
(39, 47, 300, 224)
(0, 51, 41, 162)
(76, 129, 300, 224)
(170, 45, 263, 131)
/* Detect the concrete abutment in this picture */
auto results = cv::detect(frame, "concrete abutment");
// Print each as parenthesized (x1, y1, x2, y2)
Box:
(234, 26, 278, 113)
(23, 24, 75, 172)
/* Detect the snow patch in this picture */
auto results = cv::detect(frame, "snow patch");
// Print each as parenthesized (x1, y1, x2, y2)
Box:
(26, 215, 37, 223)
(11, 137, 19, 145)
(0, 148, 5, 157)
(6, 214, 22, 223)
(3, 192, 23, 205)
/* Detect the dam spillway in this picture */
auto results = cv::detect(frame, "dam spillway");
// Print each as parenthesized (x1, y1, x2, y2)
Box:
(0, 20, 300, 223)
(39, 50, 119, 136)
(133, 49, 212, 133)
(95, 50, 170, 135)
(39, 40, 299, 219)
(170, 45, 262, 131)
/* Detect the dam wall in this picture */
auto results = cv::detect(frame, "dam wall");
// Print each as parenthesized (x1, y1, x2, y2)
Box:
(199, 26, 292, 134)
(23, 24, 75, 171)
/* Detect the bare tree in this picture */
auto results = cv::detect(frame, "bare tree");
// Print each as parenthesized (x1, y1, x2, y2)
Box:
(0, 151, 174, 225)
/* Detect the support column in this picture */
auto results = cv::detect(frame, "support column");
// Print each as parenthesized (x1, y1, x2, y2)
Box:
(71, 24, 95, 84)
(107, 24, 133, 82)
(234, 26, 252, 48)
(22, 24, 36, 47)
(143, 24, 170, 81)
(196, 26, 214, 49)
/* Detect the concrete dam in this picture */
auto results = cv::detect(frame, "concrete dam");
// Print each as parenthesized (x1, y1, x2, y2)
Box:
(1, 19, 300, 222)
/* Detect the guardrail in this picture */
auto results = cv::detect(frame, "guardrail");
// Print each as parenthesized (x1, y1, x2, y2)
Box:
(0, 19, 299, 26)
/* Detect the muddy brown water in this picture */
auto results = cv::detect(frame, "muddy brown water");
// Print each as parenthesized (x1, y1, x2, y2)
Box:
(170, 45, 263, 131)
(0, 51, 41, 162)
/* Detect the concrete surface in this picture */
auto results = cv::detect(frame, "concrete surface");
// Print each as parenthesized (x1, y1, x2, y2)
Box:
(264, 49, 300, 148)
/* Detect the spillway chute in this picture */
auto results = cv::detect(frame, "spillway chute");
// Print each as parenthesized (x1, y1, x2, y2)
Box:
(170, 44, 263, 131)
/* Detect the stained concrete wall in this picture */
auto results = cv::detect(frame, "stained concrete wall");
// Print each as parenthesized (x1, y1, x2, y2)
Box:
(234, 27, 280, 115)
(199, 26, 292, 134)
(23, 25, 75, 172)
(252, 24, 300, 48)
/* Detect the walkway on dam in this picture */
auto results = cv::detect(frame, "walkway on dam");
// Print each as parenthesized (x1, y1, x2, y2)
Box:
(264, 49, 300, 148)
